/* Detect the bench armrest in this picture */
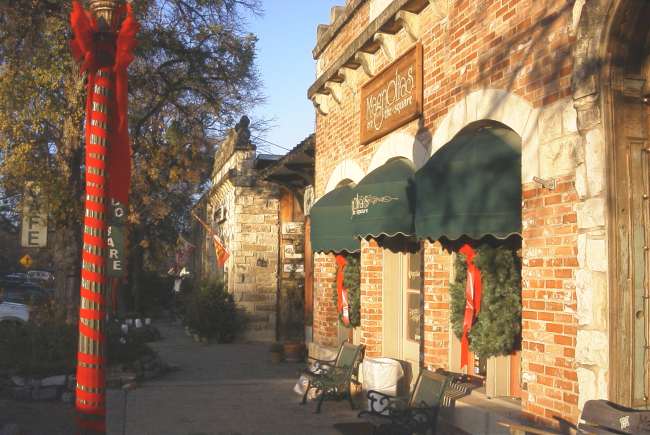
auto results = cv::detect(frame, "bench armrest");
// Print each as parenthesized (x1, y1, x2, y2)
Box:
(307, 356, 336, 364)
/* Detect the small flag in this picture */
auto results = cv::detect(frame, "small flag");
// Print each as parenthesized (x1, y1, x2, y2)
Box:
(192, 211, 230, 269)
(212, 234, 230, 268)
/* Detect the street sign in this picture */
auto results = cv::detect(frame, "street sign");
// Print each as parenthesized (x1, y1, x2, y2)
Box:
(19, 254, 33, 269)
(106, 225, 126, 277)
(21, 211, 47, 248)
(106, 200, 127, 277)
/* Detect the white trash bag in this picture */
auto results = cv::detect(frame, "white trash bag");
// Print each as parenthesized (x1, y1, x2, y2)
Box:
(362, 357, 404, 414)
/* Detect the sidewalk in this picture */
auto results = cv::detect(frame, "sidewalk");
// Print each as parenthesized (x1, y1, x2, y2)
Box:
(107, 321, 361, 435)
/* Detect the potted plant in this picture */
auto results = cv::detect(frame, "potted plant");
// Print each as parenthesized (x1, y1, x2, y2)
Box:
(283, 341, 305, 363)
(269, 343, 284, 363)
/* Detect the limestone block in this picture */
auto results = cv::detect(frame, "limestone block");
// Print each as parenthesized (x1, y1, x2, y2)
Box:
(522, 371, 537, 385)
(563, 101, 579, 133)
(586, 239, 607, 272)
(577, 233, 587, 268)
(576, 269, 593, 326)
(590, 271, 608, 329)
(521, 108, 541, 184)
(576, 197, 605, 229)
(540, 134, 579, 178)
(575, 164, 588, 199)
(575, 329, 608, 367)
(597, 368, 608, 400)
(369, 0, 393, 21)
(585, 128, 606, 196)
(539, 103, 563, 143)
(239, 214, 265, 224)
(577, 367, 596, 410)
(445, 98, 468, 142)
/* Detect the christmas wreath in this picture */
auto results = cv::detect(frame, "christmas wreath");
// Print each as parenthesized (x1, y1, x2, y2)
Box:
(332, 254, 361, 328)
(450, 244, 522, 359)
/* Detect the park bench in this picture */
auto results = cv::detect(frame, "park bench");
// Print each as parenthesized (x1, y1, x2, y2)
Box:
(358, 369, 451, 435)
(500, 399, 650, 434)
(300, 341, 364, 413)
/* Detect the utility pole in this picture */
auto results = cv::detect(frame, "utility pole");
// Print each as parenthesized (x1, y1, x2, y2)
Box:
(70, 1, 138, 433)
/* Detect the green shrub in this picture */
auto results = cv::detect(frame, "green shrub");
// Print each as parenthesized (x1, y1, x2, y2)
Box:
(0, 301, 76, 378)
(183, 280, 242, 342)
(106, 322, 156, 367)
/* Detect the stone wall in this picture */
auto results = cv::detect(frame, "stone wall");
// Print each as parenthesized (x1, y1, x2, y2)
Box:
(227, 188, 279, 342)
(199, 118, 281, 342)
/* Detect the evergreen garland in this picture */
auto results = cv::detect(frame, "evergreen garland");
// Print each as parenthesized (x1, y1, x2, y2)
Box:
(449, 254, 468, 341)
(332, 254, 361, 328)
(450, 245, 522, 359)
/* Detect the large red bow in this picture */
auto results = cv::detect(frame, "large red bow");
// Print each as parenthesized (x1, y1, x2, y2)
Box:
(335, 255, 350, 326)
(70, 1, 139, 207)
(459, 244, 482, 369)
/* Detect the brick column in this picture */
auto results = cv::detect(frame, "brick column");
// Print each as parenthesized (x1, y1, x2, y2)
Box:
(521, 177, 580, 422)
(313, 252, 338, 346)
(423, 240, 452, 370)
(360, 239, 383, 357)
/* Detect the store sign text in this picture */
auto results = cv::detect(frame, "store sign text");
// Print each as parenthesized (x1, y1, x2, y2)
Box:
(360, 44, 423, 144)
(351, 194, 399, 216)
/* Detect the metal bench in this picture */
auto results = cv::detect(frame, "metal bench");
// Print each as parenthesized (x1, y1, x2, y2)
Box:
(300, 341, 364, 413)
(358, 369, 451, 435)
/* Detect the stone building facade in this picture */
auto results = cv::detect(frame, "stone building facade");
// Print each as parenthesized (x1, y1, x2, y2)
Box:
(308, 0, 650, 426)
(193, 117, 281, 342)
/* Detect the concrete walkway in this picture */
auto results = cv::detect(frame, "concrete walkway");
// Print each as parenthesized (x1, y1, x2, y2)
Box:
(107, 321, 361, 435)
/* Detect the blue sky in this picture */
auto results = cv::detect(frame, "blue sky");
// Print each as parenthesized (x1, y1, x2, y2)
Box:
(247, 1, 333, 155)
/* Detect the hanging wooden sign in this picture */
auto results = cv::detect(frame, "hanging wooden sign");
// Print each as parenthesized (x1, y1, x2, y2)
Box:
(360, 44, 423, 144)
(106, 200, 127, 277)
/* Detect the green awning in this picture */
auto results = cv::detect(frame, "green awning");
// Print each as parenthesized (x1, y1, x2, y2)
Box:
(414, 126, 522, 240)
(310, 184, 359, 253)
(351, 157, 415, 239)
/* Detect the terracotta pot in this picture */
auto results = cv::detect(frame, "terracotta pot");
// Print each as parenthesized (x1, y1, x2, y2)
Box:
(283, 342, 305, 363)
(270, 351, 283, 364)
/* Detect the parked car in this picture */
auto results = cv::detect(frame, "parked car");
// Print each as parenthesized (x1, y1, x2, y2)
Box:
(2, 272, 28, 284)
(0, 282, 51, 305)
(26, 269, 55, 286)
(0, 289, 29, 323)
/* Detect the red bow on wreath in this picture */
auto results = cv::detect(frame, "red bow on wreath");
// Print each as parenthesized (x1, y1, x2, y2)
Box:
(336, 254, 350, 326)
(70, 1, 139, 207)
(459, 244, 482, 369)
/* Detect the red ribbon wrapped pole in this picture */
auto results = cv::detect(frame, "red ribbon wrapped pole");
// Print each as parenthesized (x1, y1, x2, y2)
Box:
(70, 2, 138, 432)
(459, 244, 482, 370)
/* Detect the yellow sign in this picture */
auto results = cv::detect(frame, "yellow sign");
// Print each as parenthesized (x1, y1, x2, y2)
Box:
(19, 254, 33, 268)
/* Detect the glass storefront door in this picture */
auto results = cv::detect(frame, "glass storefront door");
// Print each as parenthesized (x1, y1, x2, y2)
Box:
(383, 247, 422, 388)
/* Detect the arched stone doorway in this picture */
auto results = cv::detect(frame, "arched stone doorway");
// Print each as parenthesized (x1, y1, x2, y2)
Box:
(574, 0, 650, 407)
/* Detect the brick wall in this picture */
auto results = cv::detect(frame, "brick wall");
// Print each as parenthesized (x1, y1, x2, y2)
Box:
(360, 239, 383, 356)
(311, 0, 582, 422)
(521, 176, 580, 422)
(422, 240, 453, 370)
(313, 252, 338, 346)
